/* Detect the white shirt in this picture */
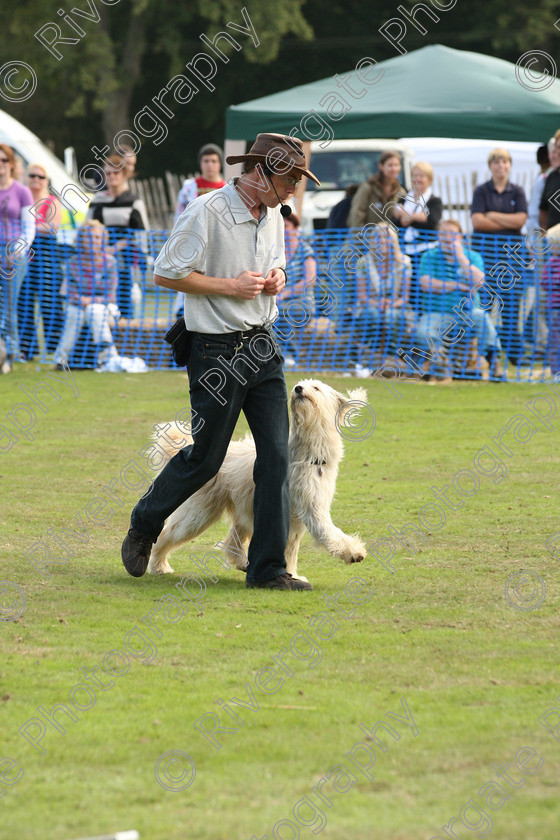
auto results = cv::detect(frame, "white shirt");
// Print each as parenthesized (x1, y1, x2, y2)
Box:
(155, 180, 285, 333)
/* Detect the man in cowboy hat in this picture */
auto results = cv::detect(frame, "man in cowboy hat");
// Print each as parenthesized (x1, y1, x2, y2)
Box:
(121, 133, 320, 590)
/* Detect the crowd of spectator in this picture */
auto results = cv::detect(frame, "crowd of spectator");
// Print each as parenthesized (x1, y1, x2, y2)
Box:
(2, 135, 560, 380)
(0, 145, 148, 372)
(286, 139, 560, 380)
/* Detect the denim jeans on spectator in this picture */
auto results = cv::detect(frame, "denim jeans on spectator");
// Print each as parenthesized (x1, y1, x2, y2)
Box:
(355, 305, 415, 354)
(0, 258, 29, 359)
(18, 233, 64, 358)
(131, 329, 290, 585)
(494, 285, 524, 361)
(518, 273, 548, 355)
(470, 233, 526, 361)
(54, 302, 116, 366)
(548, 310, 560, 374)
(414, 307, 500, 356)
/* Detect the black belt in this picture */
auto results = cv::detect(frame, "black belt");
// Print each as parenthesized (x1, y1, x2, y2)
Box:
(196, 325, 270, 340)
(234, 325, 271, 341)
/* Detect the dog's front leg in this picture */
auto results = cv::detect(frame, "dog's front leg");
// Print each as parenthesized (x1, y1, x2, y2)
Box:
(219, 524, 250, 571)
(300, 508, 366, 565)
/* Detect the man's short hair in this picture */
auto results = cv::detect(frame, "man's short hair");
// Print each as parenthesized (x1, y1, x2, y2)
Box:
(198, 143, 223, 167)
(438, 218, 462, 233)
(487, 147, 511, 165)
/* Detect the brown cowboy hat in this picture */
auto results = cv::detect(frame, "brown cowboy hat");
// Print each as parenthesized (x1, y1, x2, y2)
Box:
(226, 133, 320, 186)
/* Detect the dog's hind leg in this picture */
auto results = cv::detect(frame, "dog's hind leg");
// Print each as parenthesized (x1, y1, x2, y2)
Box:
(148, 486, 226, 575)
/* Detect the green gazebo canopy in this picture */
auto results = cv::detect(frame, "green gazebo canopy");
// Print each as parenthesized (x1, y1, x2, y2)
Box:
(226, 44, 560, 142)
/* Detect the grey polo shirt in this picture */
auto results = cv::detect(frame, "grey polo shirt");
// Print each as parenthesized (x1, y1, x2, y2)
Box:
(154, 179, 285, 333)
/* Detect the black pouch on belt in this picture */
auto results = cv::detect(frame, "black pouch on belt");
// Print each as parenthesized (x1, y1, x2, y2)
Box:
(164, 317, 192, 366)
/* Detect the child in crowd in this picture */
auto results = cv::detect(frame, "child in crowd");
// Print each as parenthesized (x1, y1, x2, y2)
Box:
(54, 220, 119, 368)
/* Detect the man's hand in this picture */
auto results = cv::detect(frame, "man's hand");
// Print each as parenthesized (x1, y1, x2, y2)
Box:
(263, 267, 286, 297)
(233, 270, 265, 299)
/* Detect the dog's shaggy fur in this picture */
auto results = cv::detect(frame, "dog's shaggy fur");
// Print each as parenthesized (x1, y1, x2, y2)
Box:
(147, 379, 368, 580)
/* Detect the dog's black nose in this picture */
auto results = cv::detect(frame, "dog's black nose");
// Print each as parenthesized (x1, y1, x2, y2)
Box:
(294, 385, 303, 394)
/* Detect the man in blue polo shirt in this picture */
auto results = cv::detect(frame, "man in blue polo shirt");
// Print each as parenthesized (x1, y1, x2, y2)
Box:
(471, 148, 529, 366)
(471, 148, 528, 236)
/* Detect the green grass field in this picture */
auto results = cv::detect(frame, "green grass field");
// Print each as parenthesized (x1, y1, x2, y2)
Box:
(1, 366, 559, 840)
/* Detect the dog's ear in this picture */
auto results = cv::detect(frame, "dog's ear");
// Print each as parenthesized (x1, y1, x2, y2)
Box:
(345, 387, 368, 405)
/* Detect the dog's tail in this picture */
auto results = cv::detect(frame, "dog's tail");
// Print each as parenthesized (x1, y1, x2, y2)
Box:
(345, 386, 368, 404)
(152, 421, 193, 471)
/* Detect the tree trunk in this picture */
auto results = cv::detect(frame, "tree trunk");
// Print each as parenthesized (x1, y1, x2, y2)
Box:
(100, 9, 147, 145)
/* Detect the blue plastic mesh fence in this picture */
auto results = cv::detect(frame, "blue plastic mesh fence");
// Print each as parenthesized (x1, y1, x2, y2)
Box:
(3, 223, 558, 380)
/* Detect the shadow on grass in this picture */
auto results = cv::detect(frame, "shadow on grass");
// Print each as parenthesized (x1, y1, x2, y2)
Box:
(103, 570, 246, 592)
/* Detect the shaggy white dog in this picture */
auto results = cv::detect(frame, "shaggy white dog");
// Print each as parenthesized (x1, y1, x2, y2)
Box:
(147, 379, 368, 579)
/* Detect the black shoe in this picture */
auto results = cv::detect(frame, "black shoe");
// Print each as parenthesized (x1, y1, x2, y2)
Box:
(121, 528, 154, 577)
(246, 572, 313, 591)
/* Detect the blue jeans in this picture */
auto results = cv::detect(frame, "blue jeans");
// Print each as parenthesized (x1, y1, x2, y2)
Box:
(0, 258, 29, 359)
(18, 233, 64, 357)
(131, 327, 290, 584)
(355, 305, 414, 352)
(414, 307, 501, 355)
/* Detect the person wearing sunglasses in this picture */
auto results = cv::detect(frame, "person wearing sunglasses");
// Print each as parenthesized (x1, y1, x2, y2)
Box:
(17, 164, 64, 361)
(0, 144, 35, 372)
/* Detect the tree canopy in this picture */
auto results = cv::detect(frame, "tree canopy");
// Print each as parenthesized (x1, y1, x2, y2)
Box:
(1, 0, 557, 176)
